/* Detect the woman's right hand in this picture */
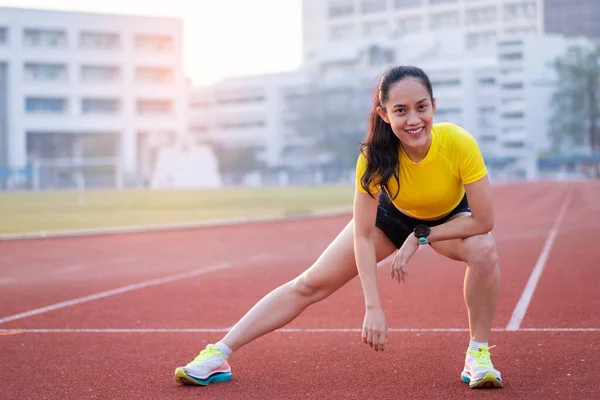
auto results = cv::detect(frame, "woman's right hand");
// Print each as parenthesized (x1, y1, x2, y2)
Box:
(362, 307, 388, 351)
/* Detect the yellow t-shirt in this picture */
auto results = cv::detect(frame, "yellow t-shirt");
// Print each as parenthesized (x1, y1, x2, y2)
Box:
(355, 122, 487, 219)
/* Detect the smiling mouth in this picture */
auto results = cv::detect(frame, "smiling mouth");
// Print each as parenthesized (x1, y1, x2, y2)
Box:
(405, 126, 424, 136)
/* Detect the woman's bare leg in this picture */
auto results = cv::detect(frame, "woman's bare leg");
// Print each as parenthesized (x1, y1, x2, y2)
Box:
(220, 220, 396, 351)
(431, 232, 500, 343)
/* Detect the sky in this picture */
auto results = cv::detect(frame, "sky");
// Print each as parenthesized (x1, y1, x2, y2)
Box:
(0, 0, 304, 85)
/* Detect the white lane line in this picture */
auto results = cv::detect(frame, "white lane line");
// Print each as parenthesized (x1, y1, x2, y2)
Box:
(506, 189, 573, 331)
(52, 264, 87, 275)
(0, 262, 231, 325)
(0, 327, 598, 334)
(518, 328, 600, 332)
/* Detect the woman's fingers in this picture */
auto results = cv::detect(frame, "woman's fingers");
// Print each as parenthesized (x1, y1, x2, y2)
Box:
(376, 330, 388, 351)
(390, 256, 408, 283)
(363, 329, 387, 351)
(400, 263, 408, 282)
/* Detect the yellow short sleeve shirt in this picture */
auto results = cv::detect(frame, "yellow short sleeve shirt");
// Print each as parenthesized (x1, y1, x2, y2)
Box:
(355, 123, 488, 219)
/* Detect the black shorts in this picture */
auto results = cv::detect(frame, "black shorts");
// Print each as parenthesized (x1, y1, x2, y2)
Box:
(375, 193, 471, 248)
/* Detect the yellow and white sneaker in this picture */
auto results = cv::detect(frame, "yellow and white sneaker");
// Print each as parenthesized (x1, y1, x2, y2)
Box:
(461, 345, 503, 389)
(174, 344, 232, 386)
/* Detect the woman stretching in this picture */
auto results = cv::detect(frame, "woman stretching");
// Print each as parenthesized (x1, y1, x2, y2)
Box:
(174, 65, 503, 389)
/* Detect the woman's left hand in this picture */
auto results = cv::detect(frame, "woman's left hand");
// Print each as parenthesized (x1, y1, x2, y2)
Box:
(390, 234, 419, 283)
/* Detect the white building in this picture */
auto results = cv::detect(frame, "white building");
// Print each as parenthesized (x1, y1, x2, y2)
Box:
(302, 0, 544, 65)
(0, 7, 187, 189)
(189, 71, 316, 185)
(189, 32, 502, 183)
(190, 28, 592, 183)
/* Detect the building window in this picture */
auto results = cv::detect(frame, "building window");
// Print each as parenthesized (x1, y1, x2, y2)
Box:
(361, 0, 386, 14)
(502, 111, 525, 119)
(505, 26, 537, 35)
(478, 77, 496, 86)
(367, 45, 395, 66)
(363, 21, 388, 37)
(504, 2, 537, 22)
(81, 66, 121, 83)
(25, 97, 68, 114)
(504, 141, 525, 148)
(499, 40, 523, 47)
(395, 0, 421, 9)
(24, 63, 68, 82)
(214, 95, 265, 105)
(80, 32, 121, 50)
(135, 34, 174, 52)
(135, 67, 174, 84)
(466, 31, 496, 49)
(82, 98, 121, 114)
(502, 127, 524, 133)
(23, 29, 67, 48)
(396, 18, 422, 36)
(466, 7, 497, 25)
(430, 12, 459, 30)
(429, 0, 457, 4)
(328, 0, 354, 18)
(431, 78, 461, 87)
(136, 99, 173, 115)
(435, 107, 462, 124)
(0, 27, 7, 45)
(501, 96, 523, 105)
(479, 107, 495, 127)
(329, 25, 355, 41)
(501, 82, 524, 90)
(218, 120, 266, 130)
(499, 52, 523, 61)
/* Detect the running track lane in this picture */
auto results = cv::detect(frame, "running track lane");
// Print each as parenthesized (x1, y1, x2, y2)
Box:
(1, 181, 599, 399)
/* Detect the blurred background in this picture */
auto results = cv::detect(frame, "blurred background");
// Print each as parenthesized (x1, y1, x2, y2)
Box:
(0, 0, 599, 231)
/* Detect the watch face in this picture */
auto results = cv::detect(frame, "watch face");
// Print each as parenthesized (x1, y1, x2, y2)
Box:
(414, 225, 430, 237)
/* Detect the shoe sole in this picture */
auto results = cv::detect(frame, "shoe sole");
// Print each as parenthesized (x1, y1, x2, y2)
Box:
(174, 367, 232, 386)
(461, 372, 504, 389)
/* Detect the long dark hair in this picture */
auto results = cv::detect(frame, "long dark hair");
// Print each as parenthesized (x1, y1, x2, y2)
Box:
(360, 65, 434, 199)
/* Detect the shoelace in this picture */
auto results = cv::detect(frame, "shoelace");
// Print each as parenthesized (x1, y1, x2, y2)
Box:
(467, 345, 495, 369)
(192, 345, 224, 364)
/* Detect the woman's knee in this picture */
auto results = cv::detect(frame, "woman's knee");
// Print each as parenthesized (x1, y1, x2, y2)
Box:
(290, 273, 331, 301)
(462, 233, 499, 269)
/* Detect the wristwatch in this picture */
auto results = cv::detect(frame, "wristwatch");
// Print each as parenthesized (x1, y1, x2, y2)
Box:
(413, 224, 431, 245)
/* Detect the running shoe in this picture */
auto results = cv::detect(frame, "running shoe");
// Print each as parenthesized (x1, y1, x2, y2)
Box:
(174, 344, 232, 386)
(461, 345, 503, 389)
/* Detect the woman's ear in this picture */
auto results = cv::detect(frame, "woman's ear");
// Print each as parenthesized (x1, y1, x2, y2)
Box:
(376, 106, 389, 124)
(432, 98, 437, 114)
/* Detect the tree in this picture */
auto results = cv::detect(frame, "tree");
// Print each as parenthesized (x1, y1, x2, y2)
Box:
(281, 45, 395, 179)
(211, 144, 264, 175)
(549, 45, 600, 154)
(283, 75, 371, 173)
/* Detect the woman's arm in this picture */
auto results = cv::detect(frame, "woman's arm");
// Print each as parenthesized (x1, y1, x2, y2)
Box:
(353, 189, 381, 308)
(353, 189, 388, 351)
(427, 175, 495, 243)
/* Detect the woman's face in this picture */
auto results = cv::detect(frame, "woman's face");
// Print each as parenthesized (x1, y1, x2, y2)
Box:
(376, 78, 436, 152)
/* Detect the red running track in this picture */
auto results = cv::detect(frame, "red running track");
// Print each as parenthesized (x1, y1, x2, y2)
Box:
(1, 181, 599, 399)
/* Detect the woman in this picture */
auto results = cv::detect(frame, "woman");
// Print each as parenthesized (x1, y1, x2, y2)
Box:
(174, 65, 503, 389)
